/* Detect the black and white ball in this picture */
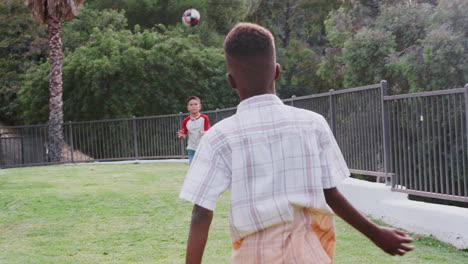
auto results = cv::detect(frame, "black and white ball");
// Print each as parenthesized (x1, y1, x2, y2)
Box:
(182, 8, 200, 27)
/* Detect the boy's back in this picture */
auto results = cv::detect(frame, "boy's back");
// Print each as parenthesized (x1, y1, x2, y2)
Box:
(180, 93, 348, 243)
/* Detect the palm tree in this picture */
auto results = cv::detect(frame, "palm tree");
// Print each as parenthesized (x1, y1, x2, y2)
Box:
(26, 0, 84, 162)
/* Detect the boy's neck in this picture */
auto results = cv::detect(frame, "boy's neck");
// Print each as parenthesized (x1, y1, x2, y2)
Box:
(238, 88, 275, 101)
(190, 112, 201, 119)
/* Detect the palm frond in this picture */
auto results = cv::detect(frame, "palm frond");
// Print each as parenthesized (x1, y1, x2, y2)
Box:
(25, 0, 47, 24)
(49, 0, 85, 21)
(25, 0, 85, 24)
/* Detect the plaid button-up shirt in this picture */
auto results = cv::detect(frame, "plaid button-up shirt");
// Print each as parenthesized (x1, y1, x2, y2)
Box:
(179, 94, 350, 242)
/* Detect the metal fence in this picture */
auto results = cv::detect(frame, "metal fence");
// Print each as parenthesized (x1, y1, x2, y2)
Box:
(385, 88, 468, 202)
(1, 82, 467, 202)
(283, 84, 386, 178)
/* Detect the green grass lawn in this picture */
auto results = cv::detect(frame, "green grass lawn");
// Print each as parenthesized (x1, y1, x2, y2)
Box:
(1, 163, 466, 263)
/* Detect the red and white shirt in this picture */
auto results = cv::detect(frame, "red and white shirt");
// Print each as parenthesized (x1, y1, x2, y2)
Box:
(181, 114, 211, 150)
(179, 94, 350, 243)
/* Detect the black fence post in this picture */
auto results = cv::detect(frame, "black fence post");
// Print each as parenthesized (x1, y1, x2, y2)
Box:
(0, 133, 3, 168)
(465, 84, 468, 144)
(68, 121, 74, 163)
(291, 95, 296, 107)
(0, 139, 3, 169)
(215, 108, 219, 124)
(20, 136, 24, 165)
(132, 116, 139, 160)
(329, 89, 336, 134)
(380, 80, 392, 184)
(178, 112, 185, 158)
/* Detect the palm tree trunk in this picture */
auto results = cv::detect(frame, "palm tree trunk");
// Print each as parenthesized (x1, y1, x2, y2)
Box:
(47, 14, 64, 162)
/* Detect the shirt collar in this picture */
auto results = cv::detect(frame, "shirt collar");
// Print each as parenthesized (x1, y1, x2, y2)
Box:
(237, 94, 284, 113)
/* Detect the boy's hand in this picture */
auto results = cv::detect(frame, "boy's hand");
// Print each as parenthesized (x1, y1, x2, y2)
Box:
(199, 131, 205, 137)
(324, 187, 415, 257)
(177, 130, 186, 139)
(371, 227, 414, 256)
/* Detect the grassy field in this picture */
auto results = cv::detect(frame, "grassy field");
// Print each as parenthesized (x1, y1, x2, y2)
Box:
(0, 162, 466, 263)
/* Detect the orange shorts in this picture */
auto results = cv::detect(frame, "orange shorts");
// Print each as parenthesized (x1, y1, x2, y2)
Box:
(232, 208, 335, 264)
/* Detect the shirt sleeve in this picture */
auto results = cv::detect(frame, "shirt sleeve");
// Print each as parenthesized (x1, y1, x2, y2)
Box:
(318, 116, 350, 189)
(181, 117, 189, 135)
(179, 131, 231, 210)
(203, 115, 211, 131)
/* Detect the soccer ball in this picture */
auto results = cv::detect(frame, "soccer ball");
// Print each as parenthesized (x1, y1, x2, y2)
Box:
(182, 8, 200, 27)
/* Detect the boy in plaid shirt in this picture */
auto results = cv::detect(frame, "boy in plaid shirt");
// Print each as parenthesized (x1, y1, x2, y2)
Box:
(180, 23, 414, 264)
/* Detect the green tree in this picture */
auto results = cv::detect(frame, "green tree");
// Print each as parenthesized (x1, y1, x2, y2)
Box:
(323, 7, 354, 48)
(393, 26, 466, 92)
(85, 0, 239, 31)
(321, 0, 466, 93)
(373, 2, 434, 93)
(62, 6, 128, 53)
(431, 0, 467, 35)
(277, 41, 324, 97)
(246, 0, 341, 48)
(19, 26, 238, 123)
(85, 0, 178, 29)
(385, 0, 467, 92)
(320, 1, 384, 90)
(317, 47, 345, 91)
(375, 3, 433, 52)
(204, 0, 247, 35)
(84, 0, 248, 48)
(18, 62, 50, 124)
(246, 0, 341, 97)
(26, 0, 85, 162)
(0, 0, 48, 123)
(323, 0, 385, 48)
(342, 28, 395, 88)
(16, 6, 135, 125)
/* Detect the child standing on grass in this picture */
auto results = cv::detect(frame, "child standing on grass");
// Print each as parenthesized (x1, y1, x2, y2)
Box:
(179, 23, 414, 264)
(177, 96, 211, 164)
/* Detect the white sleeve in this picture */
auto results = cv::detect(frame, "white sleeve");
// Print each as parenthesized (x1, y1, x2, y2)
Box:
(318, 116, 350, 189)
(179, 131, 231, 210)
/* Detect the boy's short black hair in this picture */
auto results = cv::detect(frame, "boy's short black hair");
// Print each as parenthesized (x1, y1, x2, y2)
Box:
(186, 96, 201, 105)
(224, 23, 275, 58)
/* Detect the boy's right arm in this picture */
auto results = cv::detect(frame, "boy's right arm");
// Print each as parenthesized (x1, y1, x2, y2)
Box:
(324, 187, 414, 256)
(179, 118, 189, 139)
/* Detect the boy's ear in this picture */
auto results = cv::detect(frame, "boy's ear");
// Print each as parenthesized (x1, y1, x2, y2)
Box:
(227, 73, 237, 89)
(275, 63, 281, 80)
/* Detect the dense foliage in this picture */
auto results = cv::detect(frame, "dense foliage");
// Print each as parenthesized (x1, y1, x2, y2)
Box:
(0, 0, 48, 122)
(20, 24, 237, 123)
(1, 0, 466, 124)
(323, 0, 467, 94)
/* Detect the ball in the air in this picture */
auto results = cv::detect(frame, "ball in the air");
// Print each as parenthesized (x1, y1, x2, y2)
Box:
(182, 8, 200, 27)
